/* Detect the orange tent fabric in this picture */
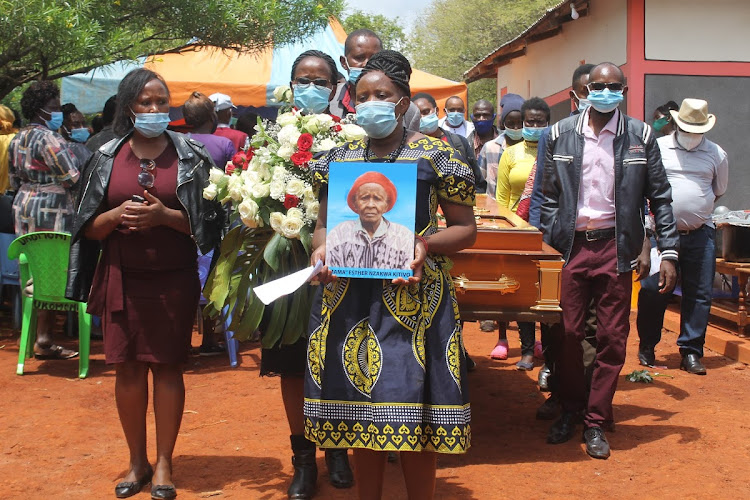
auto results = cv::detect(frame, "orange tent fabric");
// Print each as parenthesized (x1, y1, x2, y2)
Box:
(62, 18, 468, 114)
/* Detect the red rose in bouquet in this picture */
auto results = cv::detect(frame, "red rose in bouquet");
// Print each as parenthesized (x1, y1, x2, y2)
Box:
(284, 194, 300, 209)
(297, 133, 314, 152)
(225, 164, 236, 175)
(291, 150, 313, 166)
(333, 124, 342, 133)
(330, 115, 341, 122)
(232, 151, 250, 170)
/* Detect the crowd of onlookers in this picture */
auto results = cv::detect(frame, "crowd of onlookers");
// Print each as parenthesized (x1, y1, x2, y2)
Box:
(0, 26, 729, 500)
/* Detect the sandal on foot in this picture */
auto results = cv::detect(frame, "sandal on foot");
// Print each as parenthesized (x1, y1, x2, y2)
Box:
(516, 360, 535, 371)
(34, 344, 78, 360)
(490, 340, 509, 360)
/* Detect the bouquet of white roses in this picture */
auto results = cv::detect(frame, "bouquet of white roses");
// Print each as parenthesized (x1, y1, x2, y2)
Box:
(202, 86, 365, 347)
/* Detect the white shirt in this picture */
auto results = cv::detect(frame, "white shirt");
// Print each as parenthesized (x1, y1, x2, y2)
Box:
(657, 132, 729, 231)
(438, 117, 474, 138)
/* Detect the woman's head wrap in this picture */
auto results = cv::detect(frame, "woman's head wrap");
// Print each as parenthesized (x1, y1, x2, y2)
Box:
(358, 50, 412, 97)
(347, 171, 397, 213)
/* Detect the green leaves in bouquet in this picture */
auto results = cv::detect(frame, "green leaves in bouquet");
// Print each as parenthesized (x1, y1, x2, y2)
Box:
(203, 224, 315, 347)
(261, 237, 315, 349)
(203, 225, 271, 341)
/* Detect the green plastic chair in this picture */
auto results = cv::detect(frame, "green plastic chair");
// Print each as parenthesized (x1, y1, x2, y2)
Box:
(7, 232, 91, 378)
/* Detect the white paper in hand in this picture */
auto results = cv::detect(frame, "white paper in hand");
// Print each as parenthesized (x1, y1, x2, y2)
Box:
(253, 260, 324, 305)
(649, 247, 662, 276)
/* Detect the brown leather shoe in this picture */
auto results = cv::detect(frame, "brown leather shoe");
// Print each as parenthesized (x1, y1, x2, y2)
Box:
(583, 427, 610, 459)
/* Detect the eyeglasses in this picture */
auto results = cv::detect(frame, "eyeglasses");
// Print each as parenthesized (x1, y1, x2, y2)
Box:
(293, 77, 330, 87)
(586, 82, 625, 92)
(138, 159, 156, 189)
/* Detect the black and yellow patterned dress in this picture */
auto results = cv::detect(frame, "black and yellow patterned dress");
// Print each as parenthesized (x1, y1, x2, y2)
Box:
(304, 136, 475, 454)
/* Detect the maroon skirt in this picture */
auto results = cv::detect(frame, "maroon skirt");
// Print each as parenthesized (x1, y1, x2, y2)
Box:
(100, 267, 199, 365)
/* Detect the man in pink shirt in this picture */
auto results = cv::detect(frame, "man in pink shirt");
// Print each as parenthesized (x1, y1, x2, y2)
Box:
(539, 63, 679, 459)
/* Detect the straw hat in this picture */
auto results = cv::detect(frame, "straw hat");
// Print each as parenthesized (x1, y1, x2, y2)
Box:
(670, 98, 716, 133)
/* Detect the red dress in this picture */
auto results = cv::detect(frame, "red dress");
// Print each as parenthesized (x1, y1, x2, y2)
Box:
(88, 142, 199, 364)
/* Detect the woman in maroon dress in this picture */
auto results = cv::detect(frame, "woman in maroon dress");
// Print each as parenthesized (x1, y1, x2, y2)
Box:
(66, 69, 223, 499)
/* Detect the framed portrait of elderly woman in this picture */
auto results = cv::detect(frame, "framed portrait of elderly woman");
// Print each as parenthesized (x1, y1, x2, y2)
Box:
(326, 162, 417, 279)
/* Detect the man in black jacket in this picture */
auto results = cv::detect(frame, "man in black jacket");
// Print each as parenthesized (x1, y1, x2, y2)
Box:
(540, 62, 679, 459)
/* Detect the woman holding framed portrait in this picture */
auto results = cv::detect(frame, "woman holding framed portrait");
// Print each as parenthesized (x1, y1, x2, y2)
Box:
(306, 50, 477, 500)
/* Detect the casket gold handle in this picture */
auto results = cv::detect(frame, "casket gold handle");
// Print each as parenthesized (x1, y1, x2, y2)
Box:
(452, 274, 521, 294)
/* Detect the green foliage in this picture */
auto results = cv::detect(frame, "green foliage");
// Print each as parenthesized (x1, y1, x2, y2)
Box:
(203, 224, 313, 347)
(626, 369, 674, 383)
(0, 0, 344, 100)
(341, 9, 406, 51)
(406, 0, 559, 105)
(626, 369, 654, 383)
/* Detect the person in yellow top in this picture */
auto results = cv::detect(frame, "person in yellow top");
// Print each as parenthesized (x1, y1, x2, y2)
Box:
(496, 97, 550, 212)
(492, 97, 550, 371)
(0, 104, 18, 194)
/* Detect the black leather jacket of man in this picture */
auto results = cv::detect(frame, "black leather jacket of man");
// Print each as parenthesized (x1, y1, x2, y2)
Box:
(540, 111, 679, 273)
(65, 130, 225, 302)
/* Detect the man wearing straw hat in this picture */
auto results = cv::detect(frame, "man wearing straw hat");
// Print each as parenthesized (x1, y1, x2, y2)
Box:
(637, 98, 728, 375)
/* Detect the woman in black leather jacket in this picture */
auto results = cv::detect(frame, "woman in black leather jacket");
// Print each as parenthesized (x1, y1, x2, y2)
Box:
(66, 69, 223, 500)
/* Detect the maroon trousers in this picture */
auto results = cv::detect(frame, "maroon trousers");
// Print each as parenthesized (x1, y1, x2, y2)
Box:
(558, 237, 632, 428)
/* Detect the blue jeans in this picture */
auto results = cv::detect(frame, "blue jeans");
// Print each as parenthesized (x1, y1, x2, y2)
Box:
(636, 226, 716, 357)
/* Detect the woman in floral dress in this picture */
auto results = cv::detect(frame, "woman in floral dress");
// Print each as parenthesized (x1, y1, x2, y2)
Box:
(306, 50, 477, 500)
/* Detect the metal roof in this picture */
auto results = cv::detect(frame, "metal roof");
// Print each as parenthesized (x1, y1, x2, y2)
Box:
(463, 0, 589, 83)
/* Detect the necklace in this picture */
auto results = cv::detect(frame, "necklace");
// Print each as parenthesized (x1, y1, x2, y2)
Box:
(365, 127, 407, 163)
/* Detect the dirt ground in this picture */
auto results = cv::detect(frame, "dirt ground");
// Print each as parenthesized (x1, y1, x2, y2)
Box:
(1, 311, 749, 500)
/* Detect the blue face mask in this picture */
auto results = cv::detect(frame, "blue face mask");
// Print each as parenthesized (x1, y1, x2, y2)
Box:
(573, 92, 591, 113)
(472, 115, 496, 135)
(347, 67, 363, 84)
(504, 127, 523, 141)
(522, 126, 545, 142)
(356, 99, 404, 139)
(69, 127, 90, 143)
(42, 109, 63, 131)
(293, 83, 332, 114)
(420, 112, 439, 134)
(446, 111, 464, 128)
(587, 89, 624, 114)
(131, 110, 171, 138)
(229, 116, 238, 127)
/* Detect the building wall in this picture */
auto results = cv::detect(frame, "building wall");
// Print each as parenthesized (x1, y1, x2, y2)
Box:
(644, 0, 750, 62)
(496, 0, 628, 101)
(645, 74, 750, 211)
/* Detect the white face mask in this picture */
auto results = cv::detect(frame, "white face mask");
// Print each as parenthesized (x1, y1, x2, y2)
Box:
(676, 130, 703, 151)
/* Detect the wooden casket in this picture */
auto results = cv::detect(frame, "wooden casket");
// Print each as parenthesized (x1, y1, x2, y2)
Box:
(443, 194, 564, 323)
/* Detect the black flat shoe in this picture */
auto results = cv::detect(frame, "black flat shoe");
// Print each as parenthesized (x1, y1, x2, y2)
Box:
(325, 449, 354, 489)
(638, 347, 655, 367)
(547, 411, 579, 444)
(115, 467, 153, 498)
(151, 484, 177, 500)
(583, 426, 610, 459)
(680, 354, 706, 375)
